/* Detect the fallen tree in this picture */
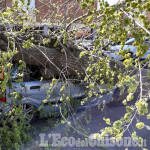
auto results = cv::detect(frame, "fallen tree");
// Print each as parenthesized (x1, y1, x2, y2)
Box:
(1, 23, 150, 91)
(0, 24, 89, 79)
(0, 23, 130, 83)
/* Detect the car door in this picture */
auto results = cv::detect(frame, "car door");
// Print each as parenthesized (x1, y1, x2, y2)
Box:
(9, 81, 47, 101)
(41, 80, 86, 102)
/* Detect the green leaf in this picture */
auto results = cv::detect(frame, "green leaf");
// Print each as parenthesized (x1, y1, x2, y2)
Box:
(136, 122, 144, 130)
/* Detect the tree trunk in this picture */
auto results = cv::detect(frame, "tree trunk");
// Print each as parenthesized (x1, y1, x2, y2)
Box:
(12, 44, 88, 79)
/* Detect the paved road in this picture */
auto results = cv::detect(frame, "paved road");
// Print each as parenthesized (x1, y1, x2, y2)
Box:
(23, 93, 150, 150)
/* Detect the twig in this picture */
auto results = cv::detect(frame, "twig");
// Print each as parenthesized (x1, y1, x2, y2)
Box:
(120, 8, 150, 35)
(59, 106, 89, 138)
(66, 11, 104, 31)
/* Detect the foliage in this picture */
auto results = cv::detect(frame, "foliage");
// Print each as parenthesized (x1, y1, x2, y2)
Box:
(79, 0, 150, 149)
(0, 0, 150, 149)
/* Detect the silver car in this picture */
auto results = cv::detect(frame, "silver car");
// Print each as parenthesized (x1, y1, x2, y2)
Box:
(0, 78, 87, 123)
(0, 66, 115, 123)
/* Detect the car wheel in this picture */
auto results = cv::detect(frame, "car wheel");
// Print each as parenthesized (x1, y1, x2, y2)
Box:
(21, 103, 37, 124)
(6, 103, 37, 124)
(4, 103, 37, 126)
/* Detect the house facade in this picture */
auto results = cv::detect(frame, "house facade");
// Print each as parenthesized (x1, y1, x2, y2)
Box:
(0, 0, 11, 11)
(0, 0, 150, 23)
(0, 0, 98, 22)
(146, 11, 150, 22)
(36, 0, 97, 22)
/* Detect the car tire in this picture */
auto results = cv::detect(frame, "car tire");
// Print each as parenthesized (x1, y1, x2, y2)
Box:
(21, 103, 37, 124)
(6, 103, 37, 124)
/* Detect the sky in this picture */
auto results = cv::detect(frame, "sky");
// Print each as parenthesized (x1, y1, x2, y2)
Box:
(105, 0, 120, 6)
(22, 0, 35, 10)
(97, 0, 121, 10)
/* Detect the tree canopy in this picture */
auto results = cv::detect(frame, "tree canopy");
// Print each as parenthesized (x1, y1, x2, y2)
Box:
(0, 0, 150, 149)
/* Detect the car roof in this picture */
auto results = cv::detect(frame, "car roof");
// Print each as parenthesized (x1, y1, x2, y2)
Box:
(125, 37, 149, 45)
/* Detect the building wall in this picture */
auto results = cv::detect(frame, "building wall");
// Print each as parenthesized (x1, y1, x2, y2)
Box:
(36, 0, 50, 22)
(36, 0, 97, 22)
(146, 11, 150, 22)
(0, 0, 6, 11)
(1, 0, 150, 24)
(6, 0, 12, 7)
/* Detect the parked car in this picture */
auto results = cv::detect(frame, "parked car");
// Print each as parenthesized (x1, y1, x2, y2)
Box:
(103, 37, 150, 64)
(0, 66, 86, 123)
(0, 66, 115, 123)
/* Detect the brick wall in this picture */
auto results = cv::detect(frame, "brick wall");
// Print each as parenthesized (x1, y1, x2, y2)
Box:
(6, 0, 12, 7)
(1, 0, 150, 24)
(0, 0, 12, 12)
(146, 11, 150, 22)
(0, 0, 6, 11)
(36, 0, 50, 22)
(36, 0, 97, 22)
